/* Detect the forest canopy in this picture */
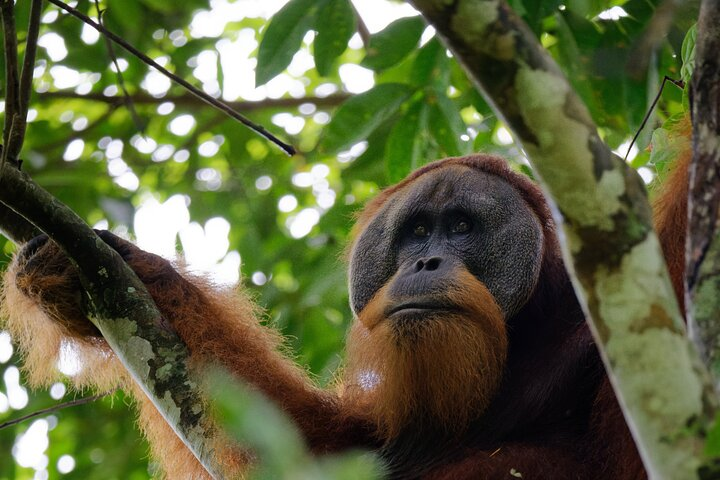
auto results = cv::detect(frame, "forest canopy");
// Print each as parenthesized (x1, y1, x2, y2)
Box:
(0, 0, 702, 478)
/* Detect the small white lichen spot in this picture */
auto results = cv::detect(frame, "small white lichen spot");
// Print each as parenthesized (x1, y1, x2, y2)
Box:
(162, 390, 183, 424)
(562, 225, 583, 255)
(595, 235, 677, 332)
(127, 287, 136, 294)
(156, 363, 174, 382)
(516, 68, 567, 114)
(510, 468, 523, 478)
(98, 267, 108, 278)
(595, 169, 624, 220)
(108, 317, 139, 339)
(698, 123, 720, 156)
(452, 1, 498, 45)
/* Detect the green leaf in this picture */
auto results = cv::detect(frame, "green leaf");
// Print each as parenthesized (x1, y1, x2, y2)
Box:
(681, 23, 697, 84)
(429, 89, 468, 157)
(314, 0, 356, 76)
(208, 369, 308, 475)
(256, 0, 316, 86)
(361, 16, 426, 72)
(319, 83, 413, 154)
(705, 414, 720, 457)
(410, 38, 449, 88)
(385, 98, 428, 183)
(648, 116, 690, 178)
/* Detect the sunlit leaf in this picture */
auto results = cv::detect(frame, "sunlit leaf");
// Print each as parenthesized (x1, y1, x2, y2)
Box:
(256, 0, 316, 86)
(428, 89, 468, 157)
(361, 16, 426, 72)
(319, 83, 413, 154)
(314, 0, 356, 76)
(681, 23, 697, 84)
(410, 38, 448, 88)
(386, 97, 428, 182)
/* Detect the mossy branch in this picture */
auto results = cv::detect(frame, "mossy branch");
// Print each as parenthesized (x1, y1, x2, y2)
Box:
(0, 164, 223, 479)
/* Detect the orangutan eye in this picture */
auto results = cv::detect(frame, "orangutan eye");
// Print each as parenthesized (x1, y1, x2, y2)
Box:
(452, 220, 470, 234)
(413, 223, 430, 237)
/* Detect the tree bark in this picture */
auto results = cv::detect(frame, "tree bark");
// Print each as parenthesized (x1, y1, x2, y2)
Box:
(687, 0, 720, 387)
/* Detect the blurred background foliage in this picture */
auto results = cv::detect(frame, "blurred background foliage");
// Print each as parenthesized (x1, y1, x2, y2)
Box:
(0, 0, 698, 477)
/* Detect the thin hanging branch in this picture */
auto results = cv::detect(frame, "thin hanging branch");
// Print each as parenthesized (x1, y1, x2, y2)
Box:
(93, 0, 144, 133)
(11, 0, 43, 160)
(0, 0, 20, 168)
(0, 0, 42, 167)
(0, 390, 115, 430)
(45, 0, 295, 156)
(37, 90, 351, 111)
(624, 76, 685, 161)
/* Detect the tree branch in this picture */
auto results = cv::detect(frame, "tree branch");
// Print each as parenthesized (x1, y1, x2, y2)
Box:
(0, 390, 114, 430)
(408, 1, 719, 478)
(0, 0, 20, 167)
(93, 0, 144, 133)
(0, 202, 40, 243)
(11, 0, 43, 159)
(0, 164, 224, 479)
(37, 90, 351, 111)
(45, 0, 295, 156)
(687, 0, 720, 384)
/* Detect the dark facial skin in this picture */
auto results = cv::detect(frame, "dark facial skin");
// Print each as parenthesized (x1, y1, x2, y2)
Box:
(349, 165, 544, 319)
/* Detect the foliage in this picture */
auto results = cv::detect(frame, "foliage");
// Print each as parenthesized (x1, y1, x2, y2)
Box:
(0, 0, 697, 477)
(208, 369, 383, 479)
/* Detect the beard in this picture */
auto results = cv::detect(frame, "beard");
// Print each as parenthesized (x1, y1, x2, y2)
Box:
(342, 275, 508, 439)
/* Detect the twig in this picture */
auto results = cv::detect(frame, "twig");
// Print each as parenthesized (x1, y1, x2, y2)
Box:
(0, 390, 115, 430)
(9, 0, 43, 163)
(0, 202, 40, 243)
(0, 0, 20, 167)
(45, 0, 295, 156)
(93, 0, 144, 133)
(624, 76, 685, 161)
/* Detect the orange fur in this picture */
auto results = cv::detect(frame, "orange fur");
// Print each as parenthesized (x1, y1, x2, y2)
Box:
(652, 116, 692, 315)
(0, 241, 355, 478)
(343, 269, 507, 439)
